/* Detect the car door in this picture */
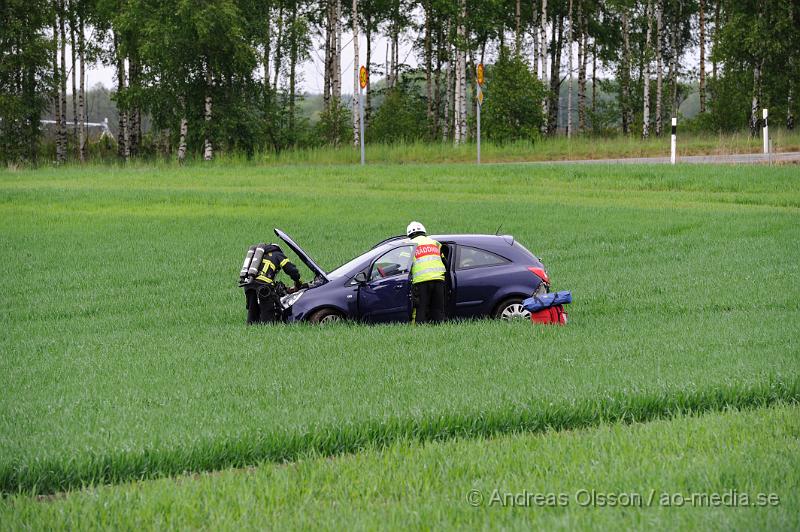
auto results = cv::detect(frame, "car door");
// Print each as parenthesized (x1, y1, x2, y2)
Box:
(358, 245, 414, 323)
(451, 245, 512, 317)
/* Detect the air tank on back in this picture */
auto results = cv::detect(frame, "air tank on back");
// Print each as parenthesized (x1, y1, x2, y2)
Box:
(247, 243, 268, 278)
(240, 245, 257, 279)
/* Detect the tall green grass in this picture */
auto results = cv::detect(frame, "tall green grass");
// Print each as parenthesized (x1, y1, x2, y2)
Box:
(16, 128, 800, 168)
(3, 405, 797, 530)
(1, 163, 798, 494)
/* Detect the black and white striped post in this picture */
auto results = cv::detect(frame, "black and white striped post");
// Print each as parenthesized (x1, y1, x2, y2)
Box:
(670, 117, 677, 165)
(762, 108, 769, 155)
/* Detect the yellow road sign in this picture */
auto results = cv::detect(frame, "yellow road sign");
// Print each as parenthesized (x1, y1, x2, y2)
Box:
(476, 63, 484, 86)
(359, 66, 368, 90)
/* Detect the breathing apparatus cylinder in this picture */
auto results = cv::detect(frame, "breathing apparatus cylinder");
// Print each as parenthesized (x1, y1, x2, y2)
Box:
(247, 243, 268, 277)
(240, 245, 257, 279)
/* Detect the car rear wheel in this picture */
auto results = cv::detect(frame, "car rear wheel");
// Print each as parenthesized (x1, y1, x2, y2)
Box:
(309, 308, 344, 324)
(493, 298, 531, 321)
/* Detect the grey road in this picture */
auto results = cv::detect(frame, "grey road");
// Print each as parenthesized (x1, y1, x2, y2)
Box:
(521, 151, 800, 165)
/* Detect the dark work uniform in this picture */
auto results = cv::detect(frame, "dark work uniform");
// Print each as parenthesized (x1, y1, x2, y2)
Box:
(244, 245, 302, 324)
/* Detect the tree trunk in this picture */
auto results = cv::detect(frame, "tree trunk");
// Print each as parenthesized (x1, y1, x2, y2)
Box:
(642, 0, 653, 138)
(52, 6, 62, 163)
(578, 10, 587, 133)
(70, 7, 77, 149)
(540, 0, 548, 122)
(566, 0, 573, 138)
(655, 2, 663, 136)
(78, 12, 86, 162)
(532, 0, 539, 76)
(425, 0, 433, 134)
(129, 57, 140, 157)
(454, 0, 467, 144)
(699, 0, 706, 113)
(289, 3, 298, 136)
(352, 0, 360, 146)
(273, 5, 284, 90)
(443, 45, 452, 141)
(749, 61, 761, 137)
(115, 33, 128, 161)
(333, 0, 342, 99)
(712, 0, 719, 81)
(177, 113, 188, 164)
(515, 0, 522, 53)
(547, 13, 563, 135)
(366, 19, 372, 126)
(788, 88, 795, 130)
(204, 66, 213, 161)
(620, 9, 631, 135)
(592, 39, 597, 117)
(59, 0, 67, 161)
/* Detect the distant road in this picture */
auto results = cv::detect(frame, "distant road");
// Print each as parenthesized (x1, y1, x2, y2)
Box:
(520, 151, 800, 165)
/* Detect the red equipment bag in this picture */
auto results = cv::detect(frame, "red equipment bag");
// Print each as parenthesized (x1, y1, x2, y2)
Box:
(530, 304, 568, 325)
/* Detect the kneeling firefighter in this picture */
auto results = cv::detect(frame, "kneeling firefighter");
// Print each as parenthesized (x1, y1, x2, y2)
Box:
(239, 243, 304, 324)
(407, 221, 447, 324)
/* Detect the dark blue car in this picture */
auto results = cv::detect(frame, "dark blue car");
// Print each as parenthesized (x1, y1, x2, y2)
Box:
(274, 228, 551, 324)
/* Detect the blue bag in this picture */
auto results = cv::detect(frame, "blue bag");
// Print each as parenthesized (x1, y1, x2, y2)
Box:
(522, 290, 572, 312)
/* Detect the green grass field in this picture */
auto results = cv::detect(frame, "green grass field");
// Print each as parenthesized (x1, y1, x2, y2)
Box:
(2, 405, 797, 530)
(1, 161, 798, 527)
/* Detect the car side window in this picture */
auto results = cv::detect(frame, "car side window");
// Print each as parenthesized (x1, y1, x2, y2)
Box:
(370, 246, 413, 280)
(456, 246, 509, 270)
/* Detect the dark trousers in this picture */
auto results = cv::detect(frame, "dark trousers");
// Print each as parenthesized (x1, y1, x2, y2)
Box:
(245, 284, 281, 325)
(413, 280, 446, 324)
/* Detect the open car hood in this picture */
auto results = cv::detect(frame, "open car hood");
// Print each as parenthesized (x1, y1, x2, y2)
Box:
(274, 228, 329, 282)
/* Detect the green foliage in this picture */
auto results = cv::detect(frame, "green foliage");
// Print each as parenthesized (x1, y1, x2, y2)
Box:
(482, 48, 546, 143)
(0, 0, 53, 163)
(315, 99, 352, 147)
(1, 163, 799, 494)
(368, 80, 428, 143)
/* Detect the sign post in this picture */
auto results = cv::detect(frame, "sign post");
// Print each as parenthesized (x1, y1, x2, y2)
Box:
(670, 117, 677, 165)
(359, 66, 368, 165)
(476, 64, 484, 165)
(762, 108, 769, 155)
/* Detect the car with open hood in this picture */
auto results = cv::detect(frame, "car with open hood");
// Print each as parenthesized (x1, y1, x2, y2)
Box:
(274, 228, 551, 324)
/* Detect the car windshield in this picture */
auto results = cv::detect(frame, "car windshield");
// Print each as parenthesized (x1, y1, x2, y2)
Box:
(326, 242, 396, 280)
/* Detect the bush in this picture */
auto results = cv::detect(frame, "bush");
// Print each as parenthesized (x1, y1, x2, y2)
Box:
(482, 48, 546, 143)
(368, 80, 427, 143)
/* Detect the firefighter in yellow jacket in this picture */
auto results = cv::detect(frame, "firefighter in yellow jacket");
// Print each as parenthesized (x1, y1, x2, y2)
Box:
(406, 221, 447, 323)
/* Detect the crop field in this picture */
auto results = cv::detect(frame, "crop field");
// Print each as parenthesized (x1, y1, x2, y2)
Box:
(1, 161, 799, 528)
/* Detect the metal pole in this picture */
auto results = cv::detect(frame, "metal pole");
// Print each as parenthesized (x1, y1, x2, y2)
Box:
(359, 87, 365, 165)
(477, 87, 481, 165)
(670, 117, 677, 165)
(762, 108, 769, 155)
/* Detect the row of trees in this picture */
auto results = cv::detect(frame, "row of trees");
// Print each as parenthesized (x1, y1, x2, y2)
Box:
(1, 0, 798, 164)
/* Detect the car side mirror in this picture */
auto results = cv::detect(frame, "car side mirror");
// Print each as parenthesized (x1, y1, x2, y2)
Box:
(353, 271, 368, 285)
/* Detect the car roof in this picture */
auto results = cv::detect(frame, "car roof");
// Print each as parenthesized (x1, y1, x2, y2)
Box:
(368, 234, 518, 258)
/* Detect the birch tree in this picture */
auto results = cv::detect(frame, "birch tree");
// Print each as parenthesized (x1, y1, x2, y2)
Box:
(642, 0, 653, 138)
(352, 0, 360, 146)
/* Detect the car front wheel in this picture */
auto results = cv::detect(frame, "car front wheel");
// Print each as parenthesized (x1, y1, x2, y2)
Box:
(493, 298, 531, 321)
(309, 308, 345, 324)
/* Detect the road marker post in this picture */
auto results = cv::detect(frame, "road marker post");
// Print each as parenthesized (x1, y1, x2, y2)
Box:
(359, 66, 368, 165)
(762, 108, 769, 156)
(670, 117, 677, 165)
(476, 64, 484, 165)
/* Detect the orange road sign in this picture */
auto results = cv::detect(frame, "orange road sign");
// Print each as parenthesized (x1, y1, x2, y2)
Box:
(359, 66, 368, 90)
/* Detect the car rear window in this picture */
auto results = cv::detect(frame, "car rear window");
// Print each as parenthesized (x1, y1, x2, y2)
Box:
(456, 246, 509, 270)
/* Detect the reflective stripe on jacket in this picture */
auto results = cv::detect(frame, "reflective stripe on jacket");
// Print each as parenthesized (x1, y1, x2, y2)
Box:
(255, 251, 301, 285)
(411, 235, 446, 284)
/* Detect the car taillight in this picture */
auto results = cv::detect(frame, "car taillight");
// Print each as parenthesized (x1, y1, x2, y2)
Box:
(528, 266, 550, 284)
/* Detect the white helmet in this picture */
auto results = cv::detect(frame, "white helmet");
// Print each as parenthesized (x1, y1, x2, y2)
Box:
(406, 221, 426, 237)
